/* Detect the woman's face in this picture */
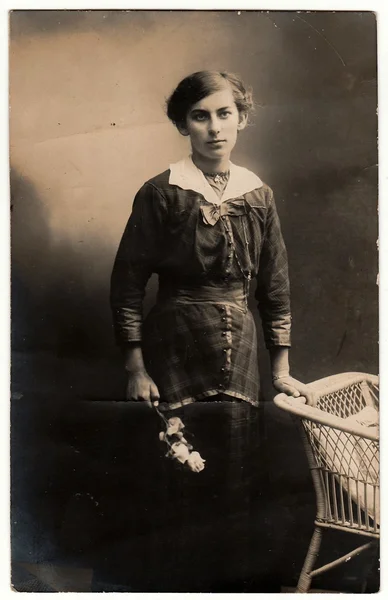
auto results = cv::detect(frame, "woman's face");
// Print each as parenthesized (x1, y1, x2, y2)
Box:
(178, 87, 247, 164)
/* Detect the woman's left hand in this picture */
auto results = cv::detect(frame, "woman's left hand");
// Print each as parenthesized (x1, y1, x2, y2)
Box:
(272, 376, 314, 405)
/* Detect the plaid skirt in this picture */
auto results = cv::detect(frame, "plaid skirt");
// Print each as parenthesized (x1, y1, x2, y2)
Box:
(142, 282, 260, 409)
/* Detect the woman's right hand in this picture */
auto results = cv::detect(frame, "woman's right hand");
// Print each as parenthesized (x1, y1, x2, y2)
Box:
(126, 370, 160, 408)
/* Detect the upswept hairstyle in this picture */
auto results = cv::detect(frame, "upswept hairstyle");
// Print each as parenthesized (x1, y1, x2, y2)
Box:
(166, 71, 254, 129)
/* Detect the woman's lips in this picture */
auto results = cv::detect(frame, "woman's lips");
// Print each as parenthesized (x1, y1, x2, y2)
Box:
(207, 140, 226, 146)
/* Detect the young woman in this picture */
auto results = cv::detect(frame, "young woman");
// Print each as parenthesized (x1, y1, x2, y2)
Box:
(110, 71, 310, 590)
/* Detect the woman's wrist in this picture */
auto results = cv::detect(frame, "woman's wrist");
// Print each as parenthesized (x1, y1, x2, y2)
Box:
(125, 366, 148, 376)
(272, 370, 290, 382)
(269, 346, 290, 380)
(122, 342, 147, 374)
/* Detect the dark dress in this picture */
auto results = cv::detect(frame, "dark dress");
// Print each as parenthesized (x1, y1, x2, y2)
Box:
(110, 156, 291, 409)
(106, 156, 291, 590)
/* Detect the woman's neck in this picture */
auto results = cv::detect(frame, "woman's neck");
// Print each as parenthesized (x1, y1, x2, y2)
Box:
(191, 151, 231, 174)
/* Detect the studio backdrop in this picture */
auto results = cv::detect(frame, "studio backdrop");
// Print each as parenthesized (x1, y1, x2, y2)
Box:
(10, 10, 378, 593)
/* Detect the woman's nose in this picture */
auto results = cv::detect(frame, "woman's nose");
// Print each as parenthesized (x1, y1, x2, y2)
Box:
(208, 117, 221, 135)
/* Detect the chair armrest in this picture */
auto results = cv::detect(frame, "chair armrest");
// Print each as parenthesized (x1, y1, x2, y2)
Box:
(273, 393, 379, 442)
(304, 372, 379, 396)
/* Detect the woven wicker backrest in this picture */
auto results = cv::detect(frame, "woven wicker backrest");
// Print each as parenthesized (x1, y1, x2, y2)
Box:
(301, 379, 379, 533)
(315, 380, 378, 417)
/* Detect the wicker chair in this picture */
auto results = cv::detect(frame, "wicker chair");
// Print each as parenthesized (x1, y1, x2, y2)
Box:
(274, 372, 379, 593)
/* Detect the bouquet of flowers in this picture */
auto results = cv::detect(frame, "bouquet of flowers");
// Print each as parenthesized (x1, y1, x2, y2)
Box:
(154, 405, 206, 473)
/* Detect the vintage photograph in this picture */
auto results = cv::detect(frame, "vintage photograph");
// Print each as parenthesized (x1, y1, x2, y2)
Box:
(10, 9, 379, 592)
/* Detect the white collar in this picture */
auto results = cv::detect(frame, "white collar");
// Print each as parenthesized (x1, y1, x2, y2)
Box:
(168, 155, 263, 205)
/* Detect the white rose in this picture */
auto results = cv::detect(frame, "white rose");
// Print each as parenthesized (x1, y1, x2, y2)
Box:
(166, 417, 185, 436)
(170, 442, 190, 464)
(187, 451, 206, 473)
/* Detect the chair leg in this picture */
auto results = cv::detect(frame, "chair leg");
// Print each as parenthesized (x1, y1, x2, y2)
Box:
(296, 526, 323, 593)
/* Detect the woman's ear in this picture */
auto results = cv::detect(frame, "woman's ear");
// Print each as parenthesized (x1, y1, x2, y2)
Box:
(237, 111, 248, 131)
(176, 122, 190, 136)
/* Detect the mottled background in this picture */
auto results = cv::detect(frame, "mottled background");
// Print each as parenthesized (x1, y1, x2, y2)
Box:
(10, 10, 378, 592)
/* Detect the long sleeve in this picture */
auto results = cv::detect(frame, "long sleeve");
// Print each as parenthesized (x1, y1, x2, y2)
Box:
(110, 182, 167, 345)
(255, 190, 291, 348)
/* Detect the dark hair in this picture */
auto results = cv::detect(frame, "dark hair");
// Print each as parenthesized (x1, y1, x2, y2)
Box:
(166, 70, 254, 128)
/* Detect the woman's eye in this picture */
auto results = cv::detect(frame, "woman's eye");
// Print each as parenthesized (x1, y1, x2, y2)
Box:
(220, 111, 231, 119)
(193, 113, 207, 122)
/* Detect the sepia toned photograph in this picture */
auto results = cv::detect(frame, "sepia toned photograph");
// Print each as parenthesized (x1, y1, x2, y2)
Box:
(10, 9, 379, 593)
